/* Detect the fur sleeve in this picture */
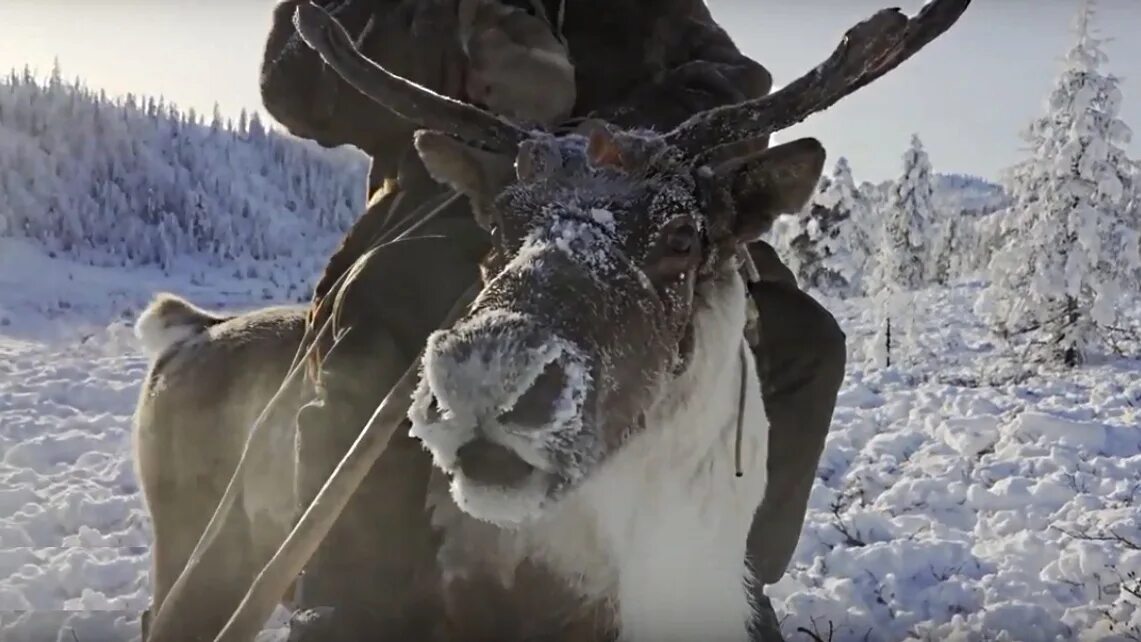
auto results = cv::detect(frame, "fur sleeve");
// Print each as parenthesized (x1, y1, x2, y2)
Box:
(585, 0, 773, 133)
(259, 0, 376, 134)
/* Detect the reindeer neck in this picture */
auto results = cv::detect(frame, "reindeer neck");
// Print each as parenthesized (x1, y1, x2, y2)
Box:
(525, 271, 770, 641)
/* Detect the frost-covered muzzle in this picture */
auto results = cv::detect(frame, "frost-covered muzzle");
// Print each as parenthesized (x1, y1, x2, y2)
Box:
(410, 222, 678, 526)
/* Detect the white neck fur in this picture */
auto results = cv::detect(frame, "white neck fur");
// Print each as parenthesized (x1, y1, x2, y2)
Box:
(524, 271, 770, 641)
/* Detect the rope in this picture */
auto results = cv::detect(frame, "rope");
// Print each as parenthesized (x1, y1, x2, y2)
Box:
(734, 243, 761, 478)
(734, 339, 748, 478)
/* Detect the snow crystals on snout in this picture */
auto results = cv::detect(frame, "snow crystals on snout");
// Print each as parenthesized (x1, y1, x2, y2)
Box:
(540, 213, 622, 277)
(589, 207, 616, 230)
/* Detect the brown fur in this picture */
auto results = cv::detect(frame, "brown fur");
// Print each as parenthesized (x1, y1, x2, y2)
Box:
(133, 296, 307, 640)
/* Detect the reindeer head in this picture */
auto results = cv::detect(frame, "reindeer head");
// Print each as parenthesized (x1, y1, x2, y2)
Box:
(401, 124, 829, 524)
(293, 0, 971, 525)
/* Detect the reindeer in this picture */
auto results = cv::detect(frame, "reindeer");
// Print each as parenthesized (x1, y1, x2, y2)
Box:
(132, 295, 308, 639)
(139, 1, 972, 640)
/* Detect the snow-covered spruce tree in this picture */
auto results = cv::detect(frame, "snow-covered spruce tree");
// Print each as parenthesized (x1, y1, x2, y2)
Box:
(883, 133, 936, 289)
(815, 157, 878, 295)
(976, 0, 1140, 366)
(778, 158, 877, 297)
(929, 214, 964, 285)
(867, 134, 937, 366)
(782, 175, 835, 289)
(1122, 162, 1141, 291)
(981, 113, 1056, 265)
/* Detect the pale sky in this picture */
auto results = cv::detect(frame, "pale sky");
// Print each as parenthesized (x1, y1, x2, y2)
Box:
(1, 0, 1138, 182)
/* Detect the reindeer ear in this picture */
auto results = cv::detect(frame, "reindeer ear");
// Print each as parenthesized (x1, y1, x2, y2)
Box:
(583, 122, 625, 170)
(715, 137, 826, 242)
(414, 130, 516, 199)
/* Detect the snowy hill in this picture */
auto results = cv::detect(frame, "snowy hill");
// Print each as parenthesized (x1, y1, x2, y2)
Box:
(931, 173, 1010, 215)
(0, 66, 368, 287)
(862, 173, 1008, 218)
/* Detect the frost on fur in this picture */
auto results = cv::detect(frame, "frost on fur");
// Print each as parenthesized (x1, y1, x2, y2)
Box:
(133, 292, 225, 358)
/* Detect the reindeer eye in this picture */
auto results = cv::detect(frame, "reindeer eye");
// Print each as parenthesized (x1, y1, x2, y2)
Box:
(665, 223, 699, 255)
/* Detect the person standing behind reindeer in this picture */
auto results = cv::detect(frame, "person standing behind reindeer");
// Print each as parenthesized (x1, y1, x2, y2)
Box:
(259, 0, 846, 639)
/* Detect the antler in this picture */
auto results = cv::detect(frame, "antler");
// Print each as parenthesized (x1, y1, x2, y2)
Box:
(291, 1, 529, 151)
(666, 0, 972, 155)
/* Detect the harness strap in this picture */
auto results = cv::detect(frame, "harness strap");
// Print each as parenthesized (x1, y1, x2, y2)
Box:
(734, 339, 749, 478)
(735, 243, 763, 478)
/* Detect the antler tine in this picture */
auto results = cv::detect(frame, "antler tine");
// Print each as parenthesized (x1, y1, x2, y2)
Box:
(292, 1, 528, 152)
(666, 0, 972, 156)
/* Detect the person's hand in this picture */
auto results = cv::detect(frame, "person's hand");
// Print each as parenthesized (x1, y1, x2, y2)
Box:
(457, 0, 576, 127)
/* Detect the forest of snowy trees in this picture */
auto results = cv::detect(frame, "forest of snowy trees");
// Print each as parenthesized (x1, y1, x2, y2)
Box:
(0, 62, 367, 270)
(767, 0, 1140, 368)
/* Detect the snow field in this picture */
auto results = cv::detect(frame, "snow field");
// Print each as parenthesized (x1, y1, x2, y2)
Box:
(770, 285, 1141, 642)
(1, 241, 1138, 641)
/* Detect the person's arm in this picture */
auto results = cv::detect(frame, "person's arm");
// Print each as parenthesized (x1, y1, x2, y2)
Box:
(587, 1, 773, 133)
(262, 0, 475, 196)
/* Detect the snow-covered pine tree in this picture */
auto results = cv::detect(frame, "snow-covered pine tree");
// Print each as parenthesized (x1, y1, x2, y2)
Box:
(784, 157, 879, 296)
(782, 174, 834, 289)
(929, 214, 963, 285)
(976, 0, 1139, 366)
(880, 133, 936, 290)
(978, 109, 1057, 272)
(1125, 164, 1141, 289)
(866, 134, 937, 366)
(817, 156, 877, 295)
(248, 112, 267, 144)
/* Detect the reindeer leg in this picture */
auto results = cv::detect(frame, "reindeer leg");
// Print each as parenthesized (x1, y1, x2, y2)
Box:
(140, 607, 151, 641)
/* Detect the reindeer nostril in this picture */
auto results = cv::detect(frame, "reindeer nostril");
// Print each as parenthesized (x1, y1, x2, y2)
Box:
(456, 439, 535, 487)
(499, 360, 568, 428)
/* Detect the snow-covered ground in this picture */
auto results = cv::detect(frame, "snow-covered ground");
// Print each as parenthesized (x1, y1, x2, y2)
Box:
(772, 285, 1141, 641)
(0, 238, 310, 642)
(1, 237, 1138, 642)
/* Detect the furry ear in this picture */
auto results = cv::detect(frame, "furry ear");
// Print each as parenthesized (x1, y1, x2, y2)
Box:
(414, 130, 516, 199)
(414, 130, 517, 229)
(583, 122, 626, 170)
(714, 137, 826, 242)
